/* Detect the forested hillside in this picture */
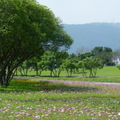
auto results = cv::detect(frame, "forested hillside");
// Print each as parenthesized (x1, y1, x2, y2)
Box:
(64, 23, 120, 53)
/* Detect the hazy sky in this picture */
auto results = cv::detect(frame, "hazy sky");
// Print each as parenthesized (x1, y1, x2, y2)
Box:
(37, 0, 120, 24)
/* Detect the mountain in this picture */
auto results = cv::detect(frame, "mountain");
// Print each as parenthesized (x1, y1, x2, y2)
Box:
(63, 23, 120, 54)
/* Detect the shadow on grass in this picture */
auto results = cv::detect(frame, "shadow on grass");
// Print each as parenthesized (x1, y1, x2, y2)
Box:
(0, 80, 98, 93)
(14, 75, 62, 79)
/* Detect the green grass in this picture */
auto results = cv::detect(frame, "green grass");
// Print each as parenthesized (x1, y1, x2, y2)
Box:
(0, 66, 120, 119)
(97, 66, 120, 76)
(14, 66, 120, 83)
(19, 66, 118, 76)
(0, 79, 120, 120)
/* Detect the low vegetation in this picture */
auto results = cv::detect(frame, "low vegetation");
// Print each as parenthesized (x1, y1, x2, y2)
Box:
(0, 75, 120, 120)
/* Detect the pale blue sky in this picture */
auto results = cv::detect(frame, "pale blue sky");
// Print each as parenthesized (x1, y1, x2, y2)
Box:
(37, 0, 120, 24)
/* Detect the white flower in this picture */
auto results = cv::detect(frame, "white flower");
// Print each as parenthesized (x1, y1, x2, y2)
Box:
(118, 113, 120, 115)
(35, 116, 40, 119)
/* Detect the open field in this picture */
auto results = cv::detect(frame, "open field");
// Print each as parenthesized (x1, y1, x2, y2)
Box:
(15, 66, 120, 83)
(0, 78, 120, 120)
(0, 66, 120, 119)
(16, 66, 120, 77)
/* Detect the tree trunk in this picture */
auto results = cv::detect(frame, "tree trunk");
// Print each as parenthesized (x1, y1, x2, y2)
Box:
(50, 70, 53, 77)
(0, 68, 14, 87)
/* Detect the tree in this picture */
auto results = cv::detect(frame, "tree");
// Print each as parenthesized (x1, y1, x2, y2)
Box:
(37, 61, 47, 76)
(81, 57, 103, 77)
(77, 52, 93, 61)
(117, 65, 120, 71)
(68, 53, 77, 59)
(0, 0, 73, 86)
(24, 57, 40, 76)
(91, 46, 113, 65)
(78, 61, 86, 77)
(41, 51, 68, 77)
(17, 61, 32, 76)
(62, 59, 77, 77)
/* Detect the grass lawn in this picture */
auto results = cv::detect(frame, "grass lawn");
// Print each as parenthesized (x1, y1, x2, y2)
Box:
(0, 78, 120, 120)
(16, 66, 120, 77)
(0, 66, 120, 119)
(14, 66, 120, 83)
(97, 66, 120, 76)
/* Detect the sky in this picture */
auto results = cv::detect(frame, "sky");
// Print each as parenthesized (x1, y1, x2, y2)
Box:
(37, 0, 120, 24)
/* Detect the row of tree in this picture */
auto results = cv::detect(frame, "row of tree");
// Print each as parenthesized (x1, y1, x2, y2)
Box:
(15, 48, 104, 77)
(16, 46, 120, 78)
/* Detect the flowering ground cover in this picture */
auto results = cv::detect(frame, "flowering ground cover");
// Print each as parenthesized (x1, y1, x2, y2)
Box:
(0, 79, 120, 120)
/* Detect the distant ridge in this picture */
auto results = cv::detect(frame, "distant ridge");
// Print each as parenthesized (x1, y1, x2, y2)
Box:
(63, 23, 120, 54)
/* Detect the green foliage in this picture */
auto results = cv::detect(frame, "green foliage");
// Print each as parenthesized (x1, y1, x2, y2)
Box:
(117, 65, 120, 70)
(78, 57, 104, 77)
(62, 59, 77, 76)
(40, 51, 68, 77)
(16, 61, 32, 76)
(91, 46, 113, 65)
(77, 52, 93, 60)
(0, 0, 73, 86)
